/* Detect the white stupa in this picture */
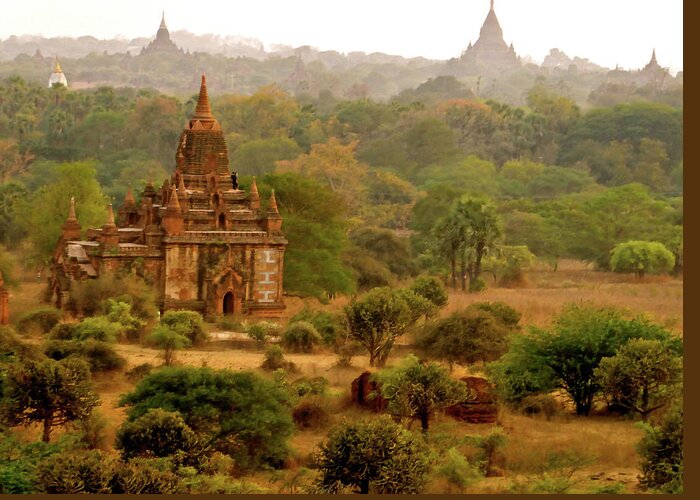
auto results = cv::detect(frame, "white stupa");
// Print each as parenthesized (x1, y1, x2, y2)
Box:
(48, 56, 68, 88)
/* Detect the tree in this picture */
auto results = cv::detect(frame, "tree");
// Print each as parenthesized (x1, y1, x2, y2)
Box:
(488, 304, 681, 415)
(595, 339, 682, 420)
(115, 408, 200, 461)
(482, 245, 536, 285)
(159, 310, 208, 346)
(344, 287, 415, 367)
(418, 308, 511, 369)
(147, 325, 191, 367)
(637, 403, 683, 493)
(434, 196, 500, 292)
(409, 276, 448, 309)
(118, 367, 293, 468)
(1, 358, 99, 442)
(610, 241, 675, 277)
(374, 355, 471, 433)
(314, 416, 429, 494)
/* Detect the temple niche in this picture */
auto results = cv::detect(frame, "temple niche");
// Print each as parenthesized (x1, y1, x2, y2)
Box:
(50, 75, 287, 318)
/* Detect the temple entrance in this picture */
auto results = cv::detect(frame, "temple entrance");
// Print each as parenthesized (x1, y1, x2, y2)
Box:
(223, 291, 234, 315)
(218, 213, 226, 229)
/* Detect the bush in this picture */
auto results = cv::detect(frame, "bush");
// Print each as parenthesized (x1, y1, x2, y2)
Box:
(518, 394, 562, 419)
(261, 345, 296, 371)
(187, 474, 268, 494)
(435, 447, 482, 493)
(147, 325, 191, 367)
(44, 339, 126, 373)
(16, 308, 62, 335)
(466, 301, 522, 329)
(216, 316, 243, 332)
(292, 400, 330, 429)
(104, 299, 146, 342)
(160, 310, 208, 346)
(125, 363, 154, 382)
(292, 376, 329, 397)
(0, 326, 44, 363)
(110, 458, 184, 494)
(48, 322, 78, 340)
(281, 321, 322, 353)
(637, 404, 683, 493)
(115, 409, 200, 463)
(245, 320, 280, 345)
(290, 308, 346, 346)
(36, 449, 116, 493)
(409, 276, 448, 309)
(68, 272, 157, 320)
(610, 240, 675, 277)
(73, 316, 123, 343)
(74, 411, 109, 450)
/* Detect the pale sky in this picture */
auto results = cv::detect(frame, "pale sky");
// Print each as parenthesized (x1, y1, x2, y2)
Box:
(1, 0, 683, 73)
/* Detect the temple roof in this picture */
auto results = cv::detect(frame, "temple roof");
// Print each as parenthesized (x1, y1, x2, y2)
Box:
(191, 74, 215, 122)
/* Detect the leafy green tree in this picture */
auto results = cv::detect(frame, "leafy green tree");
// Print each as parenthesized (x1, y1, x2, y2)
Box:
(374, 354, 471, 432)
(35, 449, 116, 494)
(488, 304, 681, 415)
(1, 357, 99, 442)
(349, 226, 416, 279)
(466, 301, 522, 329)
(160, 310, 208, 346)
(595, 339, 682, 420)
(418, 308, 511, 369)
(344, 287, 415, 366)
(403, 117, 459, 170)
(610, 241, 675, 277)
(261, 172, 355, 298)
(147, 325, 191, 367)
(482, 244, 536, 285)
(281, 321, 322, 353)
(118, 367, 293, 468)
(502, 210, 564, 270)
(637, 403, 683, 493)
(313, 416, 429, 494)
(115, 408, 200, 461)
(409, 276, 448, 309)
(13, 161, 108, 261)
(230, 137, 301, 177)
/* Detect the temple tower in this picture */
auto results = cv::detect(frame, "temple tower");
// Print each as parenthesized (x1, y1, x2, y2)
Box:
(460, 0, 520, 72)
(48, 56, 68, 88)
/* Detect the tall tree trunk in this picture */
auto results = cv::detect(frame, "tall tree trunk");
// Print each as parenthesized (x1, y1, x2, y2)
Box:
(42, 414, 53, 443)
(450, 257, 457, 290)
(359, 478, 370, 494)
(420, 412, 430, 434)
(460, 257, 467, 292)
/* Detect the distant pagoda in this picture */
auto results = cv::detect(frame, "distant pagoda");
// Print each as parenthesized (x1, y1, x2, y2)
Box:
(48, 56, 68, 88)
(460, 0, 520, 72)
(140, 12, 183, 55)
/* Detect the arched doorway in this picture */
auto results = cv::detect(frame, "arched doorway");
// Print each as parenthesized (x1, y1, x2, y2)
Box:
(222, 291, 235, 315)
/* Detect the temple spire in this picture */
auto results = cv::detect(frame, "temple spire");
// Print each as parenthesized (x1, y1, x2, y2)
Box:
(166, 185, 181, 212)
(53, 55, 63, 73)
(105, 204, 116, 227)
(124, 186, 136, 206)
(160, 11, 167, 30)
(490, 0, 494, 10)
(192, 74, 213, 121)
(268, 189, 279, 214)
(67, 196, 78, 222)
(651, 48, 657, 64)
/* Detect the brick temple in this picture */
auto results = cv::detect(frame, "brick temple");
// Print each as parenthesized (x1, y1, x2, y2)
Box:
(49, 75, 287, 317)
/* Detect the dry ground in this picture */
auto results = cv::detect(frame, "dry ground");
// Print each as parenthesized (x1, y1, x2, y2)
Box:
(4, 259, 682, 493)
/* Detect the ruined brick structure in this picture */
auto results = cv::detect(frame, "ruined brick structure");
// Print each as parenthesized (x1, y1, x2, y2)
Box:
(445, 376, 498, 424)
(50, 75, 287, 317)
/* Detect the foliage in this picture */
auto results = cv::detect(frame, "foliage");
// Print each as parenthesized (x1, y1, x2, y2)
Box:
(435, 447, 482, 493)
(409, 275, 448, 309)
(160, 310, 208, 346)
(0, 357, 99, 442)
(637, 403, 683, 493)
(281, 321, 322, 353)
(15, 307, 62, 335)
(290, 307, 346, 346)
(344, 287, 416, 366)
(109, 457, 184, 494)
(0, 325, 44, 363)
(0, 246, 18, 286)
(68, 272, 157, 320)
(488, 303, 681, 414)
(118, 367, 293, 469)
(313, 416, 430, 494)
(374, 354, 471, 432)
(291, 376, 329, 397)
(292, 399, 330, 429)
(482, 244, 536, 285)
(115, 408, 200, 462)
(260, 345, 296, 372)
(103, 299, 146, 342)
(418, 308, 511, 368)
(35, 449, 116, 493)
(44, 339, 126, 373)
(610, 240, 675, 277)
(466, 301, 522, 329)
(72, 316, 122, 342)
(146, 325, 191, 367)
(125, 363, 154, 382)
(244, 320, 280, 345)
(73, 410, 109, 450)
(595, 338, 682, 420)
(518, 394, 562, 419)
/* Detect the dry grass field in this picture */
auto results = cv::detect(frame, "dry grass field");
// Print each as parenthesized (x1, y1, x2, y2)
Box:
(3, 259, 682, 493)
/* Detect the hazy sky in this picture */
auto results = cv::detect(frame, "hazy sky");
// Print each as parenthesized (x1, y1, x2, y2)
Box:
(1, 0, 683, 73)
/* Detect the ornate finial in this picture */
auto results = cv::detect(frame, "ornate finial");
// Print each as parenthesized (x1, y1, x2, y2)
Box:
(67, 196, 77, 221)
(490, 0, 494, 10)
(124, 186, 136, 206)
(178, 174, 186, 194)
(53, 55, 63, 73)
(250, 176, 260, 198)
(106, 204, 116, 226)
(166, 185, 181, 212)
(268, 189, 279, 214)
(160, 11, 167, 30)
(192, 74, 213, 120)
(651, 48, 657, 64)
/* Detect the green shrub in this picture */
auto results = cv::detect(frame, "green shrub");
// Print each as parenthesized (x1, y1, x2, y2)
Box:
(435, 447, 482, 493)
(292, 376, 329, 397)
(281, 321, 322, 353)
(161, 310, 208, 346)
(147, 325, 191, 367)
(126, 363, 154, 382)
(104, 299, 146, 342)
(68, 272, 157, 320)
(74, 411, 109, 450)
(409, 276, 448, 309)
(466, 301, 522, 329)
(115, 409, 200, 464)
(0, 326, 44, 363)
(290, 308, 346, 346)
(73, 316, 123, 343)
(610, 240, 675, 277)
(110, 457, 184, 494)
(16, 308, 62, 335)
(44, 339, 126, 373)
(261, 345, 296, 372)
(36, 449, 116, 494)
(48, 322, 79, 340)
(187, 474, 268, 494)
(518, 394, 562, 419)
(216, 316, 243, 332)
(245, 320, 280, 345)
(637, 404, 683, 493)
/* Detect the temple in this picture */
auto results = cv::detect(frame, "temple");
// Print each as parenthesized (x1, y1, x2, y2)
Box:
(459, 0, 520, 72)
(49, 75, 287, 317)
(48, 56, 68, 88)
(140, 12, 184, 55)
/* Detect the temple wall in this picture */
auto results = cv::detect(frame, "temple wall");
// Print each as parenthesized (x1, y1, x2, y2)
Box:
(251, 246, 284, 305)
(164, 244, 200, 302)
